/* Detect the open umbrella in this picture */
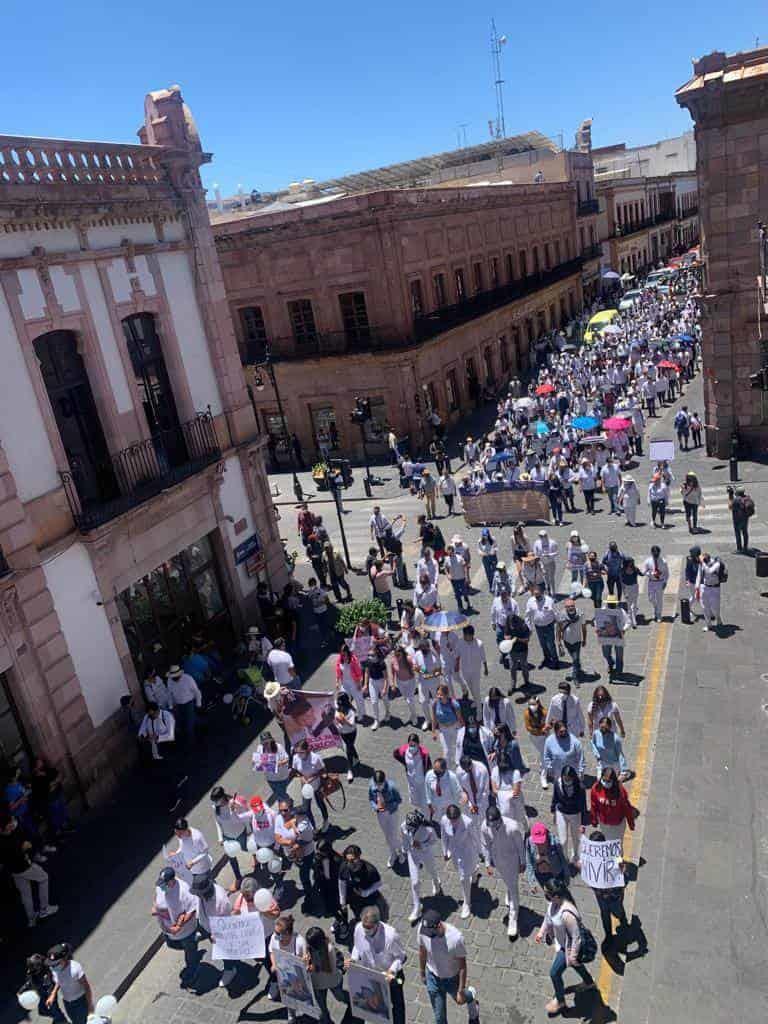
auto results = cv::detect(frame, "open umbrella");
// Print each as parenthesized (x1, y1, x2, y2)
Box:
(535, 383, 556, 396)
(572, 415, 599, 430)
(513, 397, 536, 410)
(600, 324, 622, 335)
(424, 610, 469, 633)
(657, 359, 680, 370)
(602, 416, 632, 431)
(602, 270, 621, 280)
(530, 420, 551, 437)
(577, 435, 606, 445)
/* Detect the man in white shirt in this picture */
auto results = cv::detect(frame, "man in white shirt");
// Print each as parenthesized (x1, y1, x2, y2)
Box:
(643, 544, 669, 622)
(490, 590, 519, 643)
(533, 530, 559, 596)
(167, 665, 201, 748)
(266, 639, 298, 687)
(138, 703, 175, 761)
(524, 586, 559, 669)
(444, 545, 470, 613)
(453, 625, 487, 704)
(439, 471, 458, 516)
(596, 593, 629, 678)
(425, 759, 462, 822)
(456, 755, 490, 857)
(144, 670, 171, 709)
(370, 506, 391, 556)
(482, 805, 525, 938)
(417, 550, 439, 586)
(350, 906, 407, 1024)
(153, 867, 200, 984)
(578, 459, 598, 514)
(695, 552, 724, 632)
(600, 456, 623, 515)
(419, 910, 479, 1022)
(545, 681, 585, 736)
(414, 575, 439, 613)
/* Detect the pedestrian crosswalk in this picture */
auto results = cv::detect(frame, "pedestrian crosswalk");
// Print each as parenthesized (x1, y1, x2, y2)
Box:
(660, 485, 765, 552)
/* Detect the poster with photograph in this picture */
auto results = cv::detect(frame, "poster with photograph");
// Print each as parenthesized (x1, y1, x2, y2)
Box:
(252, 752, 278, 773)
(273, 950, 322, 1019)
(346, 962, 393, 1023)
(280, 689, 344, 752)
(594, 609, 626, 647)
(579, 837, 625, 889)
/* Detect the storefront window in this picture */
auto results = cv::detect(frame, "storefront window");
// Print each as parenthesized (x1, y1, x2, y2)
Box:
(0, 673, 30, 770)
(311, 406, 339, 453)
(362, 397, 388, 450)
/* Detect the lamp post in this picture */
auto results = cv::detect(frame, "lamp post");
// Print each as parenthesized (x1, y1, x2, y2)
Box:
(252, 351, 304, 503)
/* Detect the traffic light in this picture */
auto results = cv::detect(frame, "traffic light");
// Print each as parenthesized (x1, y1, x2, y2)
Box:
(749, 367, 768, 390)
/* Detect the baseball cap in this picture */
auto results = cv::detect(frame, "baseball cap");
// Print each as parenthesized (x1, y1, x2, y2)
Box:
(538, 529, 548, 536)
(420, 909, 442, 936)
(530, 822, 549, 843)
(157, 866, 176, 886)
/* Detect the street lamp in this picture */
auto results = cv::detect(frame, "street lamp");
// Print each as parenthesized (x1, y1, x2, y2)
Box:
(252, 350, 304, 503)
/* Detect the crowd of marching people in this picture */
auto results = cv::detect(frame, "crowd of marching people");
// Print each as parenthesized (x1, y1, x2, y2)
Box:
(11, 256, 750, 1023)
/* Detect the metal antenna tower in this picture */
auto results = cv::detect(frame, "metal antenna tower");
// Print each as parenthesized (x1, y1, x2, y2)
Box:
(490, 19, 507, 140)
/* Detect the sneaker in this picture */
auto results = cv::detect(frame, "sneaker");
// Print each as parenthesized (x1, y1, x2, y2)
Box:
(460, 903, 471, 919)
(387, 854, 396, 868)
(540, 772, 549, 790)
(219, 967, 237, 987)
(38, 905, 59, 920)
(545, 997, 566, 1014)
(702, 625, 709, 632)
(507, 913, 518, 939)
(421, 721, 430, 731)
(347, 771, 354, 783)
(432, 880, 443, 897)
(408, 905, 422, 923)
(371, 721, 379, 731)
(465, 986, 480, 1021)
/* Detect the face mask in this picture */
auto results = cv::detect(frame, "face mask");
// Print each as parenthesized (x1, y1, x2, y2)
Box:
(363, 924, 378, 934)
(408, 744, 419, 753)
(528, 704, 538, 713)
(434, 771, 444, 779)
(567, 609, 577, 619)
(602, 778, 614, 788)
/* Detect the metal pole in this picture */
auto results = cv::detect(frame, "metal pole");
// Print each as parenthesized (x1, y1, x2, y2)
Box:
(359, 422, 372, 496)
(332, 478, 352, 569)
(267, 359, 303, 502)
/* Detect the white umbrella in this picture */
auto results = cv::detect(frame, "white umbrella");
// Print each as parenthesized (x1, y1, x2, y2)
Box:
(513, 397, 536, 410)
(601, 324, 622, 335)
(602, 270, 621, 280)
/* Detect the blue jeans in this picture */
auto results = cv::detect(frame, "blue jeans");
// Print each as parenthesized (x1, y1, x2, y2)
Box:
(451, 578, 469, 609)
(535, 622, 558, 665)
(268, 777, 291, 803)
(588, 579, 604, 608)
(606, 486, 619, 513)
(174, 701, 196, 747)
(425, 971, 476, 1024)
(565, 641, 584, 682)
(550, 948, 593, 1004)
(482, 555, 497, 589)
(601, 644, 624, 673)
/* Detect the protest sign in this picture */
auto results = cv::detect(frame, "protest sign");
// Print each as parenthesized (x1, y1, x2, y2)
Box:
(274, 950, 321, 1019)
(210, 912, 266, 960)
(162, 845, 192, 885)
(252, 752, 278, 773)
(594, 608, 626, 647)
(649, 439, 675, 462)
(579, 838, 625, 889)
(280, 689, 344, 752)
(347, 962, 393, 1023)
(460, 483, 551, 526)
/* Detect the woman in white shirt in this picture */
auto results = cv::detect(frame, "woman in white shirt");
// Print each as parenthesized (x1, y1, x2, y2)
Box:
(535, 879, 595, 1015)
(482, 687, 517, 734)
(252, 730, 292, 803)
(268, 914, 307, 1017)
(586, 685, 626, 737)
(491, 757, 528, 836)
(334, 692, 360, 783)
(477, 528, 498, 590)
(169, 818, 213, 880)
(210, 786, 251, 889)
(292, 740, 330, 832)
(566, 532, 588, 584)
(143, 666, 171, 710)
(46, 943, 93, 1024)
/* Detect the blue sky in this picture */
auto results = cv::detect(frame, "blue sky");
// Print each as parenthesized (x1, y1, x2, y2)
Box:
(1, 1, 764, 195)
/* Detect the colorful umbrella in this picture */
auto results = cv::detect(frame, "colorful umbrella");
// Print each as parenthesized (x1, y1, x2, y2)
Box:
(572, 415, 599, 430)
(487, 452, 513, 467)
(424, 610, 470, 633)
(535, 383, 556, 396)
(657, 359, 679, 370)
(531, 420, 551, 437)
(602, 416, 632, 431)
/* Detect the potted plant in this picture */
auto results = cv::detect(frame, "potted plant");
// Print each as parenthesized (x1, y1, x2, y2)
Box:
(335, 597, 388, 638)
(312, 461, 330, 491)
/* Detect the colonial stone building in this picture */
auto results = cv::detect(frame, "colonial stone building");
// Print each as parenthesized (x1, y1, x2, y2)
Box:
(0, 87, 286, 804)
(216, 178, 589, 462)
(676, 47, 768, 456)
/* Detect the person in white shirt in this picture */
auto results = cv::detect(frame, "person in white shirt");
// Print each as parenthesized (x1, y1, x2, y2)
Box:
(490, 590, 518, 642)
(46, 943, 93, 1021)
(169, 818, 213, 879)
(167, 665, 201, 747)
(400, 810, 443, 922)
(453, 625, 487, 705)
(210, 786, 251, 889)
(269, 913, 307, 1021)
(617, 474, 641, 527)
(455, 755, 490, 857)
(524, 587, 559, 669)
(191, 876, 241, 987)
(138, 703, 175, 761)
(418, 911, 479, 1023)
(439, 472, 458, 516)
(291, 740, 330, 832)
(546, 682, 585, 736)
(596, 594, 629, 678)
(369, 507, 391, 556)
(482, 806, 525, 938)
(425, 759, 462, 822)
(695, 552, 724, 631)
(482, 688, 516, 734)
(413, 639, 443, 729)
(440, 805, 482, 919)
(578, 459, 598, 514)
(417, 549, 439, 586)
(152, 867, 199, 983)
(248, 794, 276, 853)
(642, 545, 669, 622)
(266, 639, 298, 687)
(252, 730, 291, 802)
(600, 456, 622, 515)
(144, 667, 171, 709)
(414, 575, 440, 613)
(349, 906, 408, 1024)
(647, 473, 669, 527)
(444, 545, 470, 613)
(533, 530, 559, 596)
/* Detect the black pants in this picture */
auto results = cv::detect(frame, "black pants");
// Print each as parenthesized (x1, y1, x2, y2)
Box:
(584, 489, 596, 512)
(341, 730, 360, 772)
(651, 499, 666, 524)
(606, 575, 622, 599)
(683, 501, 698, 529)
(330, 572, 352, 601)
(444, 494, 454, 514)
(596, 890, 628, 939)
(691, 428, 701, 448)
(311, 557, 328, 586)
(549, 495, 563, 522)
(734, 520, 750, 551)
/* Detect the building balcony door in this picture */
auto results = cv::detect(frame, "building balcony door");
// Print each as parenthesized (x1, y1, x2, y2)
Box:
(0, 671, 32, 772)
(122, 314, 186, 469)
(34, 330, 117, 508)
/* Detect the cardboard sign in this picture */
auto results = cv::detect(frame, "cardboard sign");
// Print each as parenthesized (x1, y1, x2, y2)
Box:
(347, 962, 393, 1023)
(274, 950, 322, 1019)
(579, 838, 625, 889)
(162, 846, 192, 885)
(210, 912, 266, 960)
(649, 439, 675, 462)
(460, 484, 551, 526)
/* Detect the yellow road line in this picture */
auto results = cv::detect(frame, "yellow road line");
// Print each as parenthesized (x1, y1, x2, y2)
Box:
(597, 557, 681, 1014)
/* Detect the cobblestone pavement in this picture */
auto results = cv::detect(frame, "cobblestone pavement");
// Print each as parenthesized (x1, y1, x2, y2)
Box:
(9, 373, 768, 1024)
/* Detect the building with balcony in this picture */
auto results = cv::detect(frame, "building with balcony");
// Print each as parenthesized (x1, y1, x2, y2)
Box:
(0, 86, 286, 804)
(216, 177, 586, 461)
(676, 46, 768, 456)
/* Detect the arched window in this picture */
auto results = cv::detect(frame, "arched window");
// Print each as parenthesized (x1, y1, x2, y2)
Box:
(122, 314, 186, 467)
(33, 330, 116, 506)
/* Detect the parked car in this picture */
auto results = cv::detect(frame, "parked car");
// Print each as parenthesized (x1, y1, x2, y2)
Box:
(619, 289, 642, 311)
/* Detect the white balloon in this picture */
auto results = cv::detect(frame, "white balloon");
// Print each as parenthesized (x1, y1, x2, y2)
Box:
(581, 587, 592, 599)
(253, 887, 274, 912)
(301, 783, 315, 801)
(18, 991, 40, 1011)
(95, 995, 118, 1016)
(246, 834, 259, 853)
(268, 857, 283, 873)
(256, 846, 273, 864)
(223, 840, 242, 859)
(222, 693, 234, 705)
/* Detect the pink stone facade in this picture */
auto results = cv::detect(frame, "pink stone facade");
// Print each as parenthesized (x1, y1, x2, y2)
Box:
(676, 48, 768, 456)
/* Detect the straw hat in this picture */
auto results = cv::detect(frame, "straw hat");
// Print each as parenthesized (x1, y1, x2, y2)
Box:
(263, 681, 281, 701)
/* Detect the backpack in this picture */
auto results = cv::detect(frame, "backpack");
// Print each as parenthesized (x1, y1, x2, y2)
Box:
(742, 495, 755, 518)
(674, 411, 688, 430)
(563, 908, 598, 964)
(717, 560, 728, 583)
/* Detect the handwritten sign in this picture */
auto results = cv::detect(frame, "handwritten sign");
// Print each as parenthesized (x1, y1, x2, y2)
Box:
(347, 962, 393, 1023)
(274, 950, 321, 1019)
(210, 912, 266, 960)
(579, 838, 625, 890)
(460, 486, 551, 526)
(649, 439, 675, 462)
(162, 846, 192, 885)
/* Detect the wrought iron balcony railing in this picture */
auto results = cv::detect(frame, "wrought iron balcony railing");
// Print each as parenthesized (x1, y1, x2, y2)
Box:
(577, 198, 599, 217)
(60, 411, 221, 532)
